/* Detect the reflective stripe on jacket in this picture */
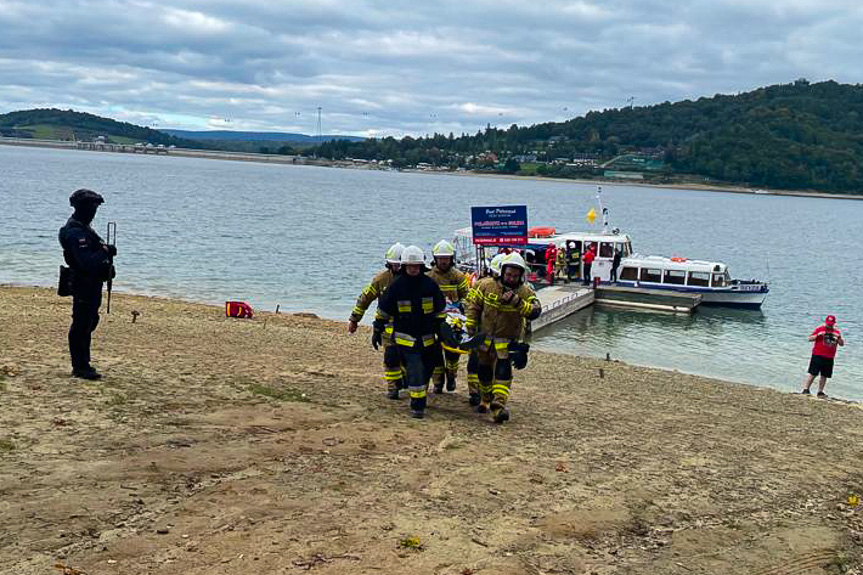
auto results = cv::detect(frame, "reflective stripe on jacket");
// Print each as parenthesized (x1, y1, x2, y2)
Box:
(466, 277, 541, 339)
(377, 273, 446, 350)
(426, 266, 470, 303)
(350, 268, 396, 323)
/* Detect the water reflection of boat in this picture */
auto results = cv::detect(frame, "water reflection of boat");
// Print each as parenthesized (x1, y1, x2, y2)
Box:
(613, 255, 769, 308)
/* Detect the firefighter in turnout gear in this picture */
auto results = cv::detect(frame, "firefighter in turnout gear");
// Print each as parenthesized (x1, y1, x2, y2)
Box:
(465, 253, 506, 406)
(348, 242, 405, 398)
(427, 239, 470, 394)
(375, 246, 446, 419)
(466, 252, 541, 423)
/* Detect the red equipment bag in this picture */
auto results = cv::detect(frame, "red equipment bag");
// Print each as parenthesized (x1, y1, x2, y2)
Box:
(226, 301, 254, 318)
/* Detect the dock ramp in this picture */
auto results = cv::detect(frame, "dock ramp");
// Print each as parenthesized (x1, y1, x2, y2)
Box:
(532, 285, 594, 331)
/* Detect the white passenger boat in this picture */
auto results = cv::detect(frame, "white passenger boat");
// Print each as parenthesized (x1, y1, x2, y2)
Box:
(613, 255, 769, 308)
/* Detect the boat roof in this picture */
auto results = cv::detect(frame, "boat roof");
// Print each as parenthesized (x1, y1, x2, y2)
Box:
(550, 231, 632, 244)
(454, 227, 632, 245)
(622, 254, 728, 273)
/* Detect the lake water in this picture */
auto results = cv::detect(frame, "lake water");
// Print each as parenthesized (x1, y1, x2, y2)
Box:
(1, 145, 861, 399)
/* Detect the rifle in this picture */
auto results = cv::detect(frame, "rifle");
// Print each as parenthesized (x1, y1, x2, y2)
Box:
(106, 221, 117, 314)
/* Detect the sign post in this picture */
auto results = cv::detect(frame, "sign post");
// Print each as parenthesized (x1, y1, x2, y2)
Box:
(470, 205, 528, 275)
(470, 205, 528, 246)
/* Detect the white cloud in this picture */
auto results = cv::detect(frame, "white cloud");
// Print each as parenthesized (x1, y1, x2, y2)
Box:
(0, 0, 859, 136)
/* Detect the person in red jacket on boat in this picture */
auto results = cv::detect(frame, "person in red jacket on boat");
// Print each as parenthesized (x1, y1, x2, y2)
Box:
(545, 243, 557, 285)
(582, 243, 596, 286)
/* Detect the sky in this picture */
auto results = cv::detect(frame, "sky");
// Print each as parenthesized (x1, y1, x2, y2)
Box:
(1, 0, 861, 137)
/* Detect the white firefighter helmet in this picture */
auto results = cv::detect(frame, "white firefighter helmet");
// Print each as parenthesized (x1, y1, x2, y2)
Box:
(400, 245, 426, 266)
(489, 253, 506, 277)
(499, 252, 527, 281)
(432, 239, 456, 259)
(385, 242, 405, 264)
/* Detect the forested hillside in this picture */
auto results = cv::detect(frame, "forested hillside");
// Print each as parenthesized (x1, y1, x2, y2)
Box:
(309, 80, 863, 194)
(0, 108, 198, 147)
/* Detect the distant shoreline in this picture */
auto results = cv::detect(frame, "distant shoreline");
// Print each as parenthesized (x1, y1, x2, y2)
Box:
(3, 136, 862, 201)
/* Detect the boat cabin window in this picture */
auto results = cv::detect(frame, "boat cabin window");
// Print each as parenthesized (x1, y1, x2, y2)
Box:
(640, 268, 662, 283)
(620, 242, 632, 257)
(687, 271, 710, 287)
(712, 272, 730, 288)
(599, 242, 614, 258)
(620, 266, 638, 281)
(664, 270, 686, 285)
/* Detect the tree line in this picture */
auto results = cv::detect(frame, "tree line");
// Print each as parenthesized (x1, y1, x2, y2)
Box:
(306, 80, 863, 194)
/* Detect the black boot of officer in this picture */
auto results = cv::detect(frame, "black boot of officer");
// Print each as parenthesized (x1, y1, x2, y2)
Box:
(59, 189, 115, 380)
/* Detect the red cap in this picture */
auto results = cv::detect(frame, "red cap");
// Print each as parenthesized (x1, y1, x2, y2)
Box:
(825, 315, 836, 325)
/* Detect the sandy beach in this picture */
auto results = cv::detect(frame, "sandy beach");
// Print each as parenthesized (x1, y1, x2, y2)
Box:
(2, 286, 862, 574)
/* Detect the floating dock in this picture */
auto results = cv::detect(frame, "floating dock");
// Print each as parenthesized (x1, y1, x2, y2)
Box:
(594, 285, 702, 313)
(532, 285, 594, 331)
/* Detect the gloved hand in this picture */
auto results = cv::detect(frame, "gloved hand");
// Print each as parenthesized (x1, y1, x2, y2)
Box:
(371, 330, 383, 350)
(502, 290, 521, 307)
(107, 245, 117, 257)
(510, 342, 530, 369)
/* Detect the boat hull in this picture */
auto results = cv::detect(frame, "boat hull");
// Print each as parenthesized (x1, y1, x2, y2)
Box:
(612, 281, 768, 308)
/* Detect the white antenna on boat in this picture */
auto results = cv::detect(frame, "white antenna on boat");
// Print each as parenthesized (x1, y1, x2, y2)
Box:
(596, 186, 610, 233)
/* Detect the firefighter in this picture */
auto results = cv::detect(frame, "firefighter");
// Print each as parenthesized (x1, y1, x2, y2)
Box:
(375, 246, 446, 419)
(426, 239, 471, 394)
(58, 189, 115, 380)
(465, 252, 505, 406)
(466, 252, 541, 423)
(348, 242, 405, 399)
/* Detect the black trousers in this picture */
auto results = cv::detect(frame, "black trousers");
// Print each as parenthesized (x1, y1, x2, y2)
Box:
(610, 265, 619, 282)
(69, 283, 102, 371)
(583, 263, 593, 285)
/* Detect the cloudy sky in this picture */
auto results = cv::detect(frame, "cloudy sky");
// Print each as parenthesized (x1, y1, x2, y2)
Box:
(0, 0, 861, 137)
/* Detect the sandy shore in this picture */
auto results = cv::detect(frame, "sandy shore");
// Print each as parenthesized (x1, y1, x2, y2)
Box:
(2, 286, 862, 574)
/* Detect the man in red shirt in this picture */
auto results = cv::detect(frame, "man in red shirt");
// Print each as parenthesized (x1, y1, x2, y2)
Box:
(582, 244, 596, 286)
(802, 315, 845, 398)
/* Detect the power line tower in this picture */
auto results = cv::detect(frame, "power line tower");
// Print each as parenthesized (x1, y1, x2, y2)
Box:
(626, 96, 635, 110)
(316, 106, 322, 142)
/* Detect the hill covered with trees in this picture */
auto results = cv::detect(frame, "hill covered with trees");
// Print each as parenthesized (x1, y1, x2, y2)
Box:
(0, 108, 199, 148)
(309, 80, 863, 194)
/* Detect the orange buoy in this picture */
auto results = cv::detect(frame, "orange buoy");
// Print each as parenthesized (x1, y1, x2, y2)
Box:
(670, 257, 687, 262)
(528, 226, 556, 238)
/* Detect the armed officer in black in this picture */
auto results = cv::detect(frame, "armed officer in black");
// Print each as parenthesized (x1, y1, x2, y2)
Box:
(58, 189, 116, 380)
(375, 245, 446, 419)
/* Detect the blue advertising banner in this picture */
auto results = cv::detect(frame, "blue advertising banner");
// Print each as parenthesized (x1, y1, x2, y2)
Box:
(470, 205, 528, 246)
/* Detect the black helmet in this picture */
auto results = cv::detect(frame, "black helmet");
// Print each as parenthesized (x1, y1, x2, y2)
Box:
(69, 188, 104, 207)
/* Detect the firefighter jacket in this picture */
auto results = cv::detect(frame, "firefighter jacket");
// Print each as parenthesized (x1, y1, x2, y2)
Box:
(466, 277, 541, 340)
(426, 265, 470, 304)
(58, 216, 113, 289)
(377, 273, 446, 351)
(350, 268, 396, 323)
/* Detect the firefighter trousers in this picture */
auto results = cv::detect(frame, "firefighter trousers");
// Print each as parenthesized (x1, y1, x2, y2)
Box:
(382, 342, 405, 393)
(433, 348, 460, 387)
(400, 346, 438, 413)
(476, 341, 514, 410)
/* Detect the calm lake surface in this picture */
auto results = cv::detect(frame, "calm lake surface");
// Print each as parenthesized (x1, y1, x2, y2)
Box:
(1, 145, 861, 399)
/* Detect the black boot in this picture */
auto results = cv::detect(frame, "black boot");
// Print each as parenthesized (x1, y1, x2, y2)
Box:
(468, 393, 481, 406)
(433, 382, 444, 394)
(72, 367, 102, 380)
(386, 388, 400, 400)
(446, 372, 457, 392)
(410, 396, 427, 419)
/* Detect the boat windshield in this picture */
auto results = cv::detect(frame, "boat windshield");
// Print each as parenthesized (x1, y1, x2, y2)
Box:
(712, 271, 731, 288)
